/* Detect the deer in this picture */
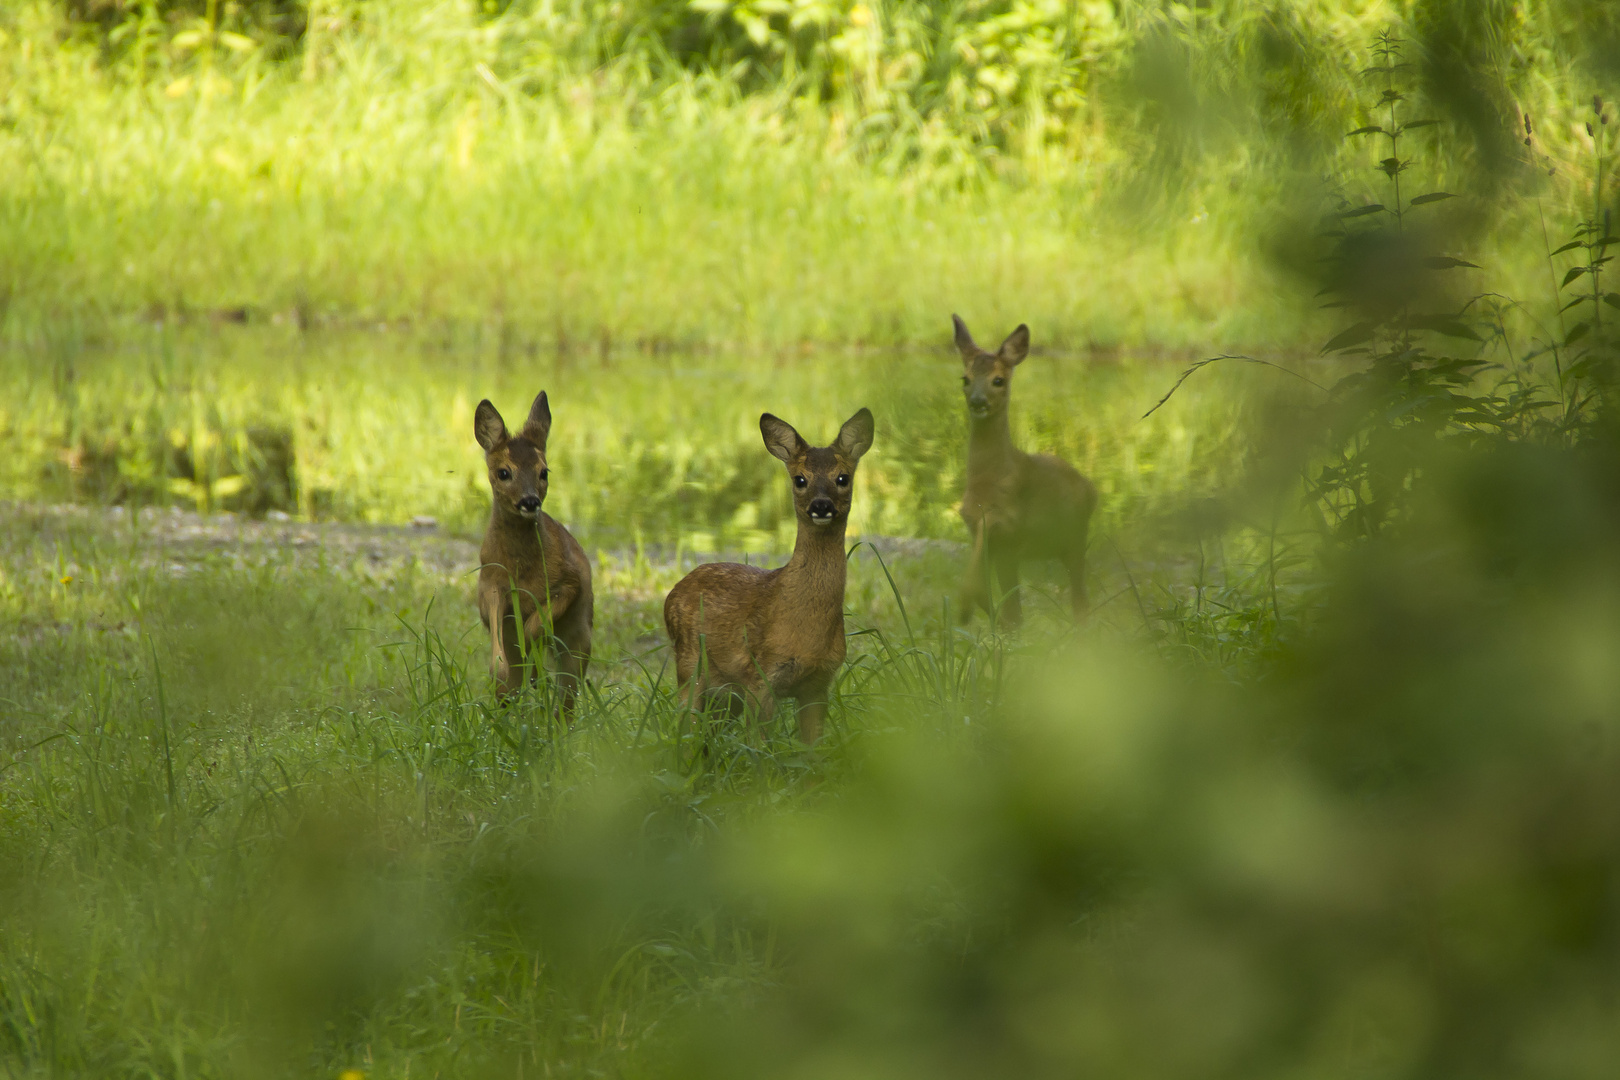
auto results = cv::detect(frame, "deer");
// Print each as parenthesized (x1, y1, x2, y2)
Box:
(474, 390, 593, 714)
(662, 408, 875, 745)
(953, 315, 1096, 628)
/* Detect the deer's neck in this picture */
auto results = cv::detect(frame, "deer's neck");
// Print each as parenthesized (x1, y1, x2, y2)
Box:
(777, 520, 848, 617)
(967, 409, 1016, 477)
(490, 505, 549, 559)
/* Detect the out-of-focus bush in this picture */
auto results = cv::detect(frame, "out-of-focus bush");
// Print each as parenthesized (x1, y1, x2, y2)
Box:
(655, 435, 1620, 1079)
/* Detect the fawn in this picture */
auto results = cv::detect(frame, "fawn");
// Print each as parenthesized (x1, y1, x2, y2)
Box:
(663, 408, 875, 745)
(475, 390, 593, 712)
(953, 315, 1096, 627)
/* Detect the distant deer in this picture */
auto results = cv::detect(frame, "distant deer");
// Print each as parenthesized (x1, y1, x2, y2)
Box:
(953, 315, 1096, 627)
(475, 390, 593, 713)
(663, 409, 875, 745)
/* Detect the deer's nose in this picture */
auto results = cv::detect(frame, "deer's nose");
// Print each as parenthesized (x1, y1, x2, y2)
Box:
(517, 495, 542, 513)
(807, 498, 836, 521)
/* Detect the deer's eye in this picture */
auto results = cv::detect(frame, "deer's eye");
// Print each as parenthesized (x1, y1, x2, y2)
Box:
(836, 474, 849, 487)
(961, 376, 970, 386)
(794, 475, 808, 489)
(497, 468, 511, 481)
(540, 468, 549, 480)
(992, 377, 1005, 387)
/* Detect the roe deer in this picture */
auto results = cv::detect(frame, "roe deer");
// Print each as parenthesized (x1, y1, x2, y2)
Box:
(662, 408, 875, 745)
(953, 315, 1096, 627)
(475, 390, 593, 713)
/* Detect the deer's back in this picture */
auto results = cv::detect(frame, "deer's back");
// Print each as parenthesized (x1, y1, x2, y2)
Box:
(664, 562, 775, 679)
(964, 449, 1095, 557)
(664, 562, 771, 637)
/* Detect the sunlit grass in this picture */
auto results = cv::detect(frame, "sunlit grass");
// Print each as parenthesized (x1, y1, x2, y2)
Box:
(0, 0, 1336, 350)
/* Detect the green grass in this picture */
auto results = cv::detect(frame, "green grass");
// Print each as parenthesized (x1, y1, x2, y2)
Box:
(4, 0, 1609, 352)
(7, 437, 1620, 1077)
(0, 0, 1303, 350)
(0, 498, 1046, 1075)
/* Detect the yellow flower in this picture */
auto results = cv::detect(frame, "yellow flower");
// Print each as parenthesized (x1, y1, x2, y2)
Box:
(337, 1071, 366, 1080)
(849, 4, 872, 28)
(59, 575, 73, 585)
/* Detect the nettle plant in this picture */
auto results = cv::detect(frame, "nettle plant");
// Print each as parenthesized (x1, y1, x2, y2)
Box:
(1309, 32, 1550, 540)
(1548, 96, 1620, 411)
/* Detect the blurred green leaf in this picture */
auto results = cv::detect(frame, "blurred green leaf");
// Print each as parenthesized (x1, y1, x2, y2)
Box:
(1405, 316, 1481, 341)
(1323, 322, 1377, 352)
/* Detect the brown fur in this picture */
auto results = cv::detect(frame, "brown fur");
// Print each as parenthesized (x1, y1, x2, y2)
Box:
(474, 391, 593, 713)
(662, 409, 875, 744)
(953, 315, 1097, 627)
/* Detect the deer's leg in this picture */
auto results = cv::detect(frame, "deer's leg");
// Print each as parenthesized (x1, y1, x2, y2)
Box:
(1065, 543, 1090, 620)
(482, 588, 517, 699)
(549, 597, 593, 721)
(748, 687, 777, 744)
(794, 677, 830, 745)
(991, 549, 1023, 630)
(502, 608, 530, 695)
(674, 631, 707, 712)
(959, 521, 992, 623)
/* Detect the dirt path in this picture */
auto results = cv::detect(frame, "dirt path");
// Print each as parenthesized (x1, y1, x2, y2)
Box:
(5, 502, 965, 583)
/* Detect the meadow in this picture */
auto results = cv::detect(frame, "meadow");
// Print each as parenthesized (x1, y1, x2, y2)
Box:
(5, 0, 1620, 1076)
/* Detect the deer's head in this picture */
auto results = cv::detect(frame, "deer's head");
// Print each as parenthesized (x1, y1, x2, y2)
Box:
(475, 391, 552, 522)
(953, 315, 1028, 421)
(760, 408, 875, 529)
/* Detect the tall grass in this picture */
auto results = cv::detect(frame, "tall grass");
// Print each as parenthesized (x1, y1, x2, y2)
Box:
(7, 426, 1620, 1077)
(2, 0, 1614, 347)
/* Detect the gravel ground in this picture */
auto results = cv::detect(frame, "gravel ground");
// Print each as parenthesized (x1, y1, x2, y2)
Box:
(4, 501, 966, 581)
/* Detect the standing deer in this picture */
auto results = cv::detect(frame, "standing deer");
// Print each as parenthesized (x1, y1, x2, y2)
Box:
(953, 315, 1096, 627)
(663, 408, 875, 745)
(475, 390, 593, 713)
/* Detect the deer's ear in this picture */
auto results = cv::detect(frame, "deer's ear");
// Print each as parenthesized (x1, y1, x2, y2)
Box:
(474, 400, 508, 452)
(952, 314, 978, 359)
(521, 390, 552, 448)
(997, 324, 1030, 366)
(760, 413, 806, 463)
(836, 407, 875, 462)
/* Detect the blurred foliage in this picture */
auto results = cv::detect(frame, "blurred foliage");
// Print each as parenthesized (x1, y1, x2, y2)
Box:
(1306, 31, 1527, 540)
(667, 435, 1620, 1080)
